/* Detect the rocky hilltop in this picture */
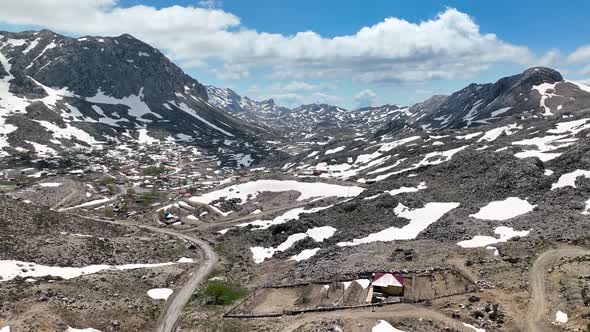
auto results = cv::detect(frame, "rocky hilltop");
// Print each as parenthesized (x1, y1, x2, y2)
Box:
(0, 30, 270, 167)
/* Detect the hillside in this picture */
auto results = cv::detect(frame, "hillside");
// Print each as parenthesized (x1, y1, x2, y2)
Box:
(0, 30, 271, 167)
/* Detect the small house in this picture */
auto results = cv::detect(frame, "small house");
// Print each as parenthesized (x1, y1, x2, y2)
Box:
(372, 272, 404, 296)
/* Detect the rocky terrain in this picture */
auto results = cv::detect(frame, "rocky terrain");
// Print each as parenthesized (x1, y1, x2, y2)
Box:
(0, 30, 273, 167)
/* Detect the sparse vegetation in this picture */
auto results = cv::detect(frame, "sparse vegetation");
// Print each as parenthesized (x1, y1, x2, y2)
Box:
(100, 176, 115, 185)
(143, 165, 166, 176)
(140, 191, 161, 205)
(197, 280, 246, 306)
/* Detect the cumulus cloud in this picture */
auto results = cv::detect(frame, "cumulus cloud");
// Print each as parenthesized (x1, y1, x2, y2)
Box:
(568, 45, 590, 63)
(354, 89, 377, 107)
(535, 49, 562, 67)
(198, 0, 222, 9)
(0, 3, 538, 82)
(212, 63, 250, 80)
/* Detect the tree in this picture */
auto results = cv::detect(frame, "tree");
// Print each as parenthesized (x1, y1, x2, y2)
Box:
(104, 209, 114, 218)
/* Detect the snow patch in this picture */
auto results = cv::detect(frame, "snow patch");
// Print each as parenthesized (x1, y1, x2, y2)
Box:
(470, 197, 535, 221)
(338, 202, 459, 246)
(372, 320, 407, 332)
(554, 310, 568, 324)
(458, 226, 530, 248)
(290, 248, 321, 262)
(551, 169, 590, 190)
(147, 288, 173, 300)
(189, 180, 364, 206)
(0, 260, 179, 282)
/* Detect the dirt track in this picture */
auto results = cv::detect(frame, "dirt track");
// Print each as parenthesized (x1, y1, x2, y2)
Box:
(525, 248, 590, 332)
(75, 214, 219, 332)
(277, 304, 475, 332)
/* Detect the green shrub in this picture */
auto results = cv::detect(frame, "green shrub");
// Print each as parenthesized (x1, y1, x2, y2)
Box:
(141, 191, 161, 205)
(200, 280, 246, 305)
(100, 176, 115, 185)
(143, 165, 165, 176)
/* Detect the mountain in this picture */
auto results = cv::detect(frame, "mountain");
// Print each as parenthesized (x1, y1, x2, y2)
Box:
(0, 30, 270, 167)
(207, 86, 412, 150)
(281, 67, 590, 182)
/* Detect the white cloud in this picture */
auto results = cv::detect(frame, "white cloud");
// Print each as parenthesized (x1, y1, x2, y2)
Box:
(354, 89, 377, 107)
(580, 65, 590, 76)
(212, 63, 250, 80)
(198, 0, 222, 9)
(0, 3, 538, 83)
(568, 45, 590, 63)
(312, 92, 342, 104)
(535, 49, 562, 67)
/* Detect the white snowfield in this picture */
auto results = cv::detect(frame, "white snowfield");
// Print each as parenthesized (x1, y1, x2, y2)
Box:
(372, 320, 407, 332)
(0, 327, 10, 332)
(236, 206, 333, 230)
(554, 310, 568, 324)
(57, 197, 113, 211)
(189, 180, 365, 205)
(359, 146, 468, 182)
(532, 82, 558, 116)
(325, 146, 346, 155)
(583, 198, 590, 215)
(355, 278, 371, 289)
(38, 182, 62, 187)
(147, 288, 174, 300)
(250, 226, 337, 263)
(337, 202, 459, 247)
(551, 169, 590, 190)
(0, 260, 188, 282)
(478, 123, 521, 142)
(463, 322, 486, 332)
(457, 226, 530, 248)
(364, 182, 427, 200)
(512, 134, 577, 161)
(177, 257, 196, 263)
(290, 248, 321, 262)
(470, 197, 536, 221)
(66, 327, 102, 332)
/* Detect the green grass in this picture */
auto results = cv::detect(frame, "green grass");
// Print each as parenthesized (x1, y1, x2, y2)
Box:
(197, 280, 246, 306)
(143, 165, 166, 176)
(140, 191, 161, 205)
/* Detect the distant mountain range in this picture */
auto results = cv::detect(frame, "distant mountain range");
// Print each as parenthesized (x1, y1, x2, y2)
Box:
(207, 85, 409, 141)
(2, 29, 590, 167)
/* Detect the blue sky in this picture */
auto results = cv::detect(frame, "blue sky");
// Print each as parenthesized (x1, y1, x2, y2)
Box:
(1, 1, 589, 109)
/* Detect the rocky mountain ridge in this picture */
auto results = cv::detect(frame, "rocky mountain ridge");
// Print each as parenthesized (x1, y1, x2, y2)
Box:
(0, 30, 271, 167)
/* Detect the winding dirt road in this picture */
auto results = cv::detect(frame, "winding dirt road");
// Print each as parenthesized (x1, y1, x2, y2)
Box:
(278, 304, 473, 332)
(76, 215, 218, 332)
(525, 248, 590, 332)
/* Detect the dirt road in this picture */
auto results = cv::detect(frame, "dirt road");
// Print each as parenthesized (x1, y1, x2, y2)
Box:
(76, 215, 218, 332)
(526, 248, 590, 332)
(50, 189, 79, 211)
(278, 304, 475, 332)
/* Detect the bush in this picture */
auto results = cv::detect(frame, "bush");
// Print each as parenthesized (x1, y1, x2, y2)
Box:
(104, 209, 114, 218)
(143, 165, 166, 176)
(200, 281, 246, 305)
(141, 191, 161, 205)
(100, 176, 115, 185)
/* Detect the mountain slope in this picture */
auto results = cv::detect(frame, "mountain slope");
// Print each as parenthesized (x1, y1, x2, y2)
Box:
(0, 30, 269, 167)
(281, 68, 590, 182)
(207, 86, 411, 150)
